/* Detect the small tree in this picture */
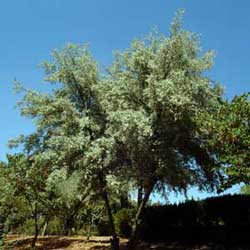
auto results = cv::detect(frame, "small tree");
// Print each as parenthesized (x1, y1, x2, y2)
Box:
(0, 161, 16, 246)
(12, 43, 122, 249)
(46, 168, 93, 235)
(5, 154, 57, 249)
(204, 93, 250, 190)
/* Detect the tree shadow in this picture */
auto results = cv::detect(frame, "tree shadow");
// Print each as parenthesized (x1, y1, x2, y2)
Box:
(8, 236, 76, 250)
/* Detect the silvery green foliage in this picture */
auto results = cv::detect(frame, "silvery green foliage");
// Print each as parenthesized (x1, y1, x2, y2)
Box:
(12, 44, 129, 194)
(11, 12, 223, 209)
(101, 12, 222, 194)
(46, 169, 82, 203)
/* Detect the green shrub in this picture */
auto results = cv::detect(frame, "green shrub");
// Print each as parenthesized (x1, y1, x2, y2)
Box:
(15, 218, 35, 235)
(114, 208, 135, 238)
(13, 217, 62, 236)
(46, 218, 62, 235)
(96, 219, 112, 236)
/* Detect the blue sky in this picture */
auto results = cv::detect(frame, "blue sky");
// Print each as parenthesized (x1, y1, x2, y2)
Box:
(0, 0, 249, 202)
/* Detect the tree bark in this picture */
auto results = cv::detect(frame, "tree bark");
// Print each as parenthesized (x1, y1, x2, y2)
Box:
(137, 186, 143, 208)
(31, 214, 39, 250)
(120, 192, 130, 209)
(127, 183, 154, 250)
(98, 173, 120, 250)
(86, 219, 92, 241)
(63, 216, 73, 236)
(41, 218, 49, 236)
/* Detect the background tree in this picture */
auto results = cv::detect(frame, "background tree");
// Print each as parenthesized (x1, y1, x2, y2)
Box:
(240, 185, 250, 195)
(5, 154, 59, 249)
(204, 93, 250, 190)
(12, 44, 122, 249)
(46, 168, 93, 236)
(0, 161, 16, 246)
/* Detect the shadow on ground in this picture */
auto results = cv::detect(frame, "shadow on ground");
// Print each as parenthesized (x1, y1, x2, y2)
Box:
(5, 236, 250, 250)
(8, 236, 76, 250)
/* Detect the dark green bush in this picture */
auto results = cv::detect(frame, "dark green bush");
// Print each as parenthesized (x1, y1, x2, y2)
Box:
(96, 219, 112, 236)
(114, 208, 135, 238)
(140, 194, 250, 243)
(14, 218, 37, 235)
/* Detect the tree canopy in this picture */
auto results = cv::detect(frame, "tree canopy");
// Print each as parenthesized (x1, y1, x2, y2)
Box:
(204, 93, 250, 190)
(5, 11, 237, 250)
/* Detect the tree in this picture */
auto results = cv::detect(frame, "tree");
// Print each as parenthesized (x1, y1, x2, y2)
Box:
(101, 11, 223, 249)
(204, 93, 250, 190)
(240, 185, 250, 195)
(0, 161, 16, 246)
(4, 154, 59, 249)
(12, 43, 122, 249)
(46, 168, 93, 235)
(12, 11, 223, 250)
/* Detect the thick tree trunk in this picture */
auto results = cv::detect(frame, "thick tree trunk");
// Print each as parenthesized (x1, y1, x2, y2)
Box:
(120, 192, 130, 209)
(98, 173, 120, 250)
(63, 216, 73, 236)
(127, 184, 154, 250)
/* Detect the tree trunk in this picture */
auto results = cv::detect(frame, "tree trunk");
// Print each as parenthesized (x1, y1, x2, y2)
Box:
(98, 173, 120, 250)
(127, 184, 154, 250)
(86, 219, 92, 241)
(31, 215, 39, 250)
(137, 187, 143, 208)
(63, 216, 73, 236)
(41, 218, 49, 236)
(120, 192, 130, 209)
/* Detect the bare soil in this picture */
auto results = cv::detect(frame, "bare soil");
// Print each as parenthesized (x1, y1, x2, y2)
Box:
(5, 235, 127, 250)
(4, 235, 250, 250)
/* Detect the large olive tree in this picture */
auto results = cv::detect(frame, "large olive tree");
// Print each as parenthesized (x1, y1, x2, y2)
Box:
(12, 12, 223, 250)
(101, 12, 222, 249)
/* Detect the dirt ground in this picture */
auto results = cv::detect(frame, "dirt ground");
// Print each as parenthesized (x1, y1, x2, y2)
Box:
(5, 235, 128, 250)
(4, 235, 250, 250)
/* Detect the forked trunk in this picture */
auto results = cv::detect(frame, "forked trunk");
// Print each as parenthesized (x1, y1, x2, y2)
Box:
(98, 173, 120, 250)
(127, 184, 154, 250)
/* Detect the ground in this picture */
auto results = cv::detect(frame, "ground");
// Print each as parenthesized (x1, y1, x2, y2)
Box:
(4, 235, 250, 250)
(5, 236, 127, 250)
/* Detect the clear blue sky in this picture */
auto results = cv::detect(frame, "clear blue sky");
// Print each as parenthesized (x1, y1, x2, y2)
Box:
(0, 0, 249, 202)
